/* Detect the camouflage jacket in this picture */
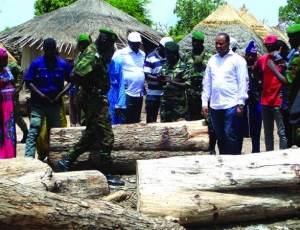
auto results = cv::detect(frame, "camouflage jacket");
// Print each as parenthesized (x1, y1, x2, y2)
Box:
(161, 59, 190, 98)
(7, 62, 23, 87)
(286, 46, 300, 108)
(182, 49, 212, 96)
(73, 43, 110, 98)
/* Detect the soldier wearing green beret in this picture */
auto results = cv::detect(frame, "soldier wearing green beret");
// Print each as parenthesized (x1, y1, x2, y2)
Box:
(266, 24, 300, 146)
(157, 41, 191, 122)
(182, 30, 212, 121)
(54, 29, 124, 185)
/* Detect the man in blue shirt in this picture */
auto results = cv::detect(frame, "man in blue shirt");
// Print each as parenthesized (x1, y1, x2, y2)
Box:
(24, 38, 73, 158)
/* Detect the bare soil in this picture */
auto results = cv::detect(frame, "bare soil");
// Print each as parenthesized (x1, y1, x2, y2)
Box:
(15, 113, 300, 230)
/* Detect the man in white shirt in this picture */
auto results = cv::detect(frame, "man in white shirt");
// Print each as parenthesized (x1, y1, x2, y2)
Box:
(202, 33, 249, 155)
(113, 32, 146, 124)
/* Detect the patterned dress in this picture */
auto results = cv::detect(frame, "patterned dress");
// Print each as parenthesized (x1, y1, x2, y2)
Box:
(0, 67, 16, 158)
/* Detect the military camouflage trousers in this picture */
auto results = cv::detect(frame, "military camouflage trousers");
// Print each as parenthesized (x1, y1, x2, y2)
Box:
(68, 96, 114, 161)
(160, 95, 187, 123)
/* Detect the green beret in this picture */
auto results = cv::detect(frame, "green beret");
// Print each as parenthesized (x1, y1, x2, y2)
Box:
(99, 28, 118, 41)
(192, 30, 205, 40)
(165, 41, 179, 52)
(77, 34, 91, 42)
(286, 24, 300, 34)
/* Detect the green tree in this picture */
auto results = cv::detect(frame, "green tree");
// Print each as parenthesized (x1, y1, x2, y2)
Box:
(278, 0, 300, 25)
(173, 0, 225, 35)
(33, 0, 153, 26)
(34, 0, 77, 16)
(106, 0, 152, 26)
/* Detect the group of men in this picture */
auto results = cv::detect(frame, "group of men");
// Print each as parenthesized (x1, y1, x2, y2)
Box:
(21, 23, 300, 184)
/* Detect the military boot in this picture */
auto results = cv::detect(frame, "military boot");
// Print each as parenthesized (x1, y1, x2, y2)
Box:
(54, 155, 73, 172)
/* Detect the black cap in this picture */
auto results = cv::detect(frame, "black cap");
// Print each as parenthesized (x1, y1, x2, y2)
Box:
(43, 38, 57, 49)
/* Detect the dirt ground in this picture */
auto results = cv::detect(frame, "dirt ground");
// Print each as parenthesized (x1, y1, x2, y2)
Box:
(15, 113, 300, 230)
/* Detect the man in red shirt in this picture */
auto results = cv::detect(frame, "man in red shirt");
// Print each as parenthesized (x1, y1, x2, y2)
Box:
(252, 35, 287, 151)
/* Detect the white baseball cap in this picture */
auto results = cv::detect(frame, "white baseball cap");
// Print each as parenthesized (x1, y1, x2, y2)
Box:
(230, 37, 240, 49)
(128, 32, 142, 42)
(159, 37, 173, 47)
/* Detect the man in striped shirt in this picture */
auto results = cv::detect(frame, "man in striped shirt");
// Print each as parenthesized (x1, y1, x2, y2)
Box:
(143, 37, 173, 123)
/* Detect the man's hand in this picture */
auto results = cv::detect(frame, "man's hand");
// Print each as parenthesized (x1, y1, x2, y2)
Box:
(14, 86, 22, 97)
(54, 93, 63, 104)
(114, 108, 121, 116)
(202, 106, 209, 118)
(266, 59, 276, 71)
(40, 94, 53, 105)
(236, 107, 244, 117)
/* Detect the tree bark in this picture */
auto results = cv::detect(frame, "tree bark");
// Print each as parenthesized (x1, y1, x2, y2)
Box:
(136, 149, 300, 226)
(0, 158, 109, 198)
(49, 120, 209, 151)
(0, 177, 185, 230)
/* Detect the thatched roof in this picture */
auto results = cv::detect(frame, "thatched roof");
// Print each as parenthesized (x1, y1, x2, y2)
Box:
(238, 5, 288, 43)
(0, 0, 162, 54)
(179, 3, 267, 54)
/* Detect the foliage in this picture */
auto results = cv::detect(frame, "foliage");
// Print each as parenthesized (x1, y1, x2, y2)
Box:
(173, 0, 225, 36)
(278, 0, 300, 25)
(33, 0, 153, 26)
(34, 0, 77, 16)
(1, 27, 10, 32)
(106, 0, 152, 26)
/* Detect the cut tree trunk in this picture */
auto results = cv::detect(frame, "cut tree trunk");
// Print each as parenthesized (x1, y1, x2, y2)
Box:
(137, 149, 300, 226)
(48, 120, 209, 174)
(49, 120, 209, 151)
(0, 158, 109, 198)
(49, 150, 209, 174)
(0, 177, 185, 230)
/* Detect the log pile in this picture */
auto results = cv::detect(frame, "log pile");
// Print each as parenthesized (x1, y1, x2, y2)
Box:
(0, 177, 185, 230)
(48, 120, 210, 174)
(136, 148, 300, 227)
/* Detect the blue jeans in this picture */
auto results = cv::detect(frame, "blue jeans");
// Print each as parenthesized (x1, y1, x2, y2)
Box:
(146, 95, 161, 123)
(249, 102, 262, 153)
(261, 105, 287, 151)
(25, 102, 61, 158)
(210, 106, 241, 155)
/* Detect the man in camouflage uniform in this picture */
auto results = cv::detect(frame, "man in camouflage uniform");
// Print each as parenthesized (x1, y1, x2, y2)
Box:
(266, 24, 300, 146)
(7, 62, 29, 143)
(54, 29, 124, 186)
(157, 41, 190, 122)
(183, 30, 212, 121)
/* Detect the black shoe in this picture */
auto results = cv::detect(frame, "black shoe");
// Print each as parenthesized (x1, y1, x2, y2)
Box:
(20, 131, 28, 143)
(210, 150, 216, 155)
(105, 174, 125, 186)
(54, 156, 73, 172)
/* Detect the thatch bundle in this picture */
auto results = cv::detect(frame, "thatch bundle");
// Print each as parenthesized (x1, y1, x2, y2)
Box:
(179, 3, 288, 55)
(0, 0, 162, 68)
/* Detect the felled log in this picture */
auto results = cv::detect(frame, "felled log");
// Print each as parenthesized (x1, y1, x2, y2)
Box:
(49, 120, 209, 173)
(0, 158, 109, 198)
(137, 149, 300, 226)
(0, 177, 185, 230)
(49, 150, 209, 174)
(49, 120, 209, 151)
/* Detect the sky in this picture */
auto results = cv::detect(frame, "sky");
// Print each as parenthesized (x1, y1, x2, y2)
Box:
(0, 0, 287, 31)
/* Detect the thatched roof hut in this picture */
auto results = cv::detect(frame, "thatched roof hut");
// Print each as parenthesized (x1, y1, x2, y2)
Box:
(178, 3, 287, 55)
(238, 5, 288, 43)
(0, 0, 162, 68)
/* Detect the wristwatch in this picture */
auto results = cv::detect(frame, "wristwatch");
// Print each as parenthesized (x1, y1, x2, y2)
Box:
(238, 104, 244, 109)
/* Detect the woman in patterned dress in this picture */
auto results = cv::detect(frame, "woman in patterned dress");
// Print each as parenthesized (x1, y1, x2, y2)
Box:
(0, 48, 16, 158)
